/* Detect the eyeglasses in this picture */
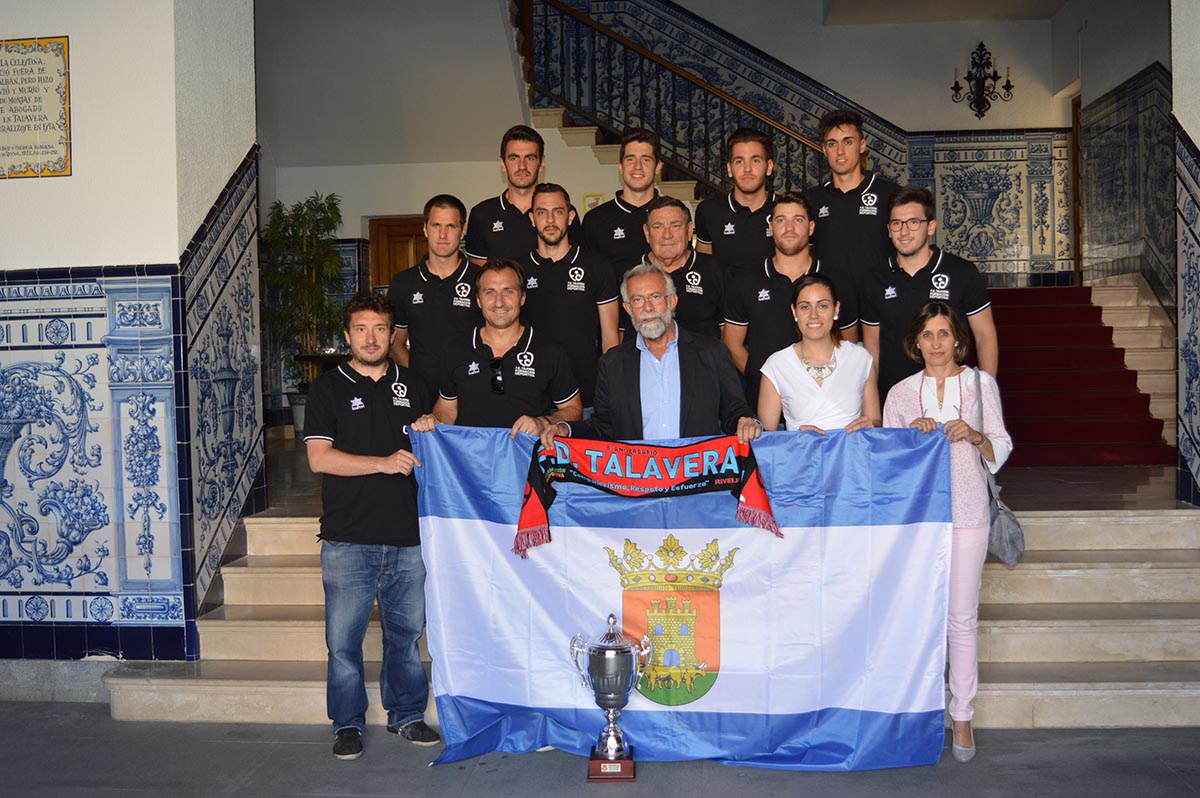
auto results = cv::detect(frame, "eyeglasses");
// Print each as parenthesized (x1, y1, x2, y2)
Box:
(887, 218, 929, 232)
(627, 292, 665, 308)
(490, 357, 505, 394)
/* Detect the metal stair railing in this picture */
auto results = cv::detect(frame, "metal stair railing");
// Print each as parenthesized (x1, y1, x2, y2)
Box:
(518, 0, 827, 195)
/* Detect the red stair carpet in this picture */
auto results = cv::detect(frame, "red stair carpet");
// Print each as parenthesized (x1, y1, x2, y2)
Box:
(989, 287, 1175, 467)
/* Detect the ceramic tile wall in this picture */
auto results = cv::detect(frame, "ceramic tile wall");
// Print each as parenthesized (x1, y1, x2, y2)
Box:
(1081, 64, 1174, 313)
(1174, 128, 1200, 507)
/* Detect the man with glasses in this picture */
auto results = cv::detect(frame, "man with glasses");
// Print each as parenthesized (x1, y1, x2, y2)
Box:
(540, 262, 761, 444)
(421, 259, 581, 437)
(860, 185, 998, 399)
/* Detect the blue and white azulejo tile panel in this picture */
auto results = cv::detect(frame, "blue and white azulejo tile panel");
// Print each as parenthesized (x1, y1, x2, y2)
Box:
(1174, 127, 1200, 505)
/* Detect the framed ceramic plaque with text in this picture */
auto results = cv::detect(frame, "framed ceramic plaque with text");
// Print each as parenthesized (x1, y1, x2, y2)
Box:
(0, 36, 71, 178)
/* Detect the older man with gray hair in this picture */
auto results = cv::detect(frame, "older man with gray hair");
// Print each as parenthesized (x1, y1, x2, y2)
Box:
(541, 262, 760, 445)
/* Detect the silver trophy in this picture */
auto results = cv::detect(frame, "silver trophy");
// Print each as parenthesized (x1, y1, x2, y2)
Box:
(570, 613, 652, 781)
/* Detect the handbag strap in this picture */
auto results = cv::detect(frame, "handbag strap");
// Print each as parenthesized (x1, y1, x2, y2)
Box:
(970, 366, 1002, 502)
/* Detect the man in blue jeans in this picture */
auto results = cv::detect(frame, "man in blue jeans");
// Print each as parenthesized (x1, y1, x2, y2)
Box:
(303, 292, 442, 760)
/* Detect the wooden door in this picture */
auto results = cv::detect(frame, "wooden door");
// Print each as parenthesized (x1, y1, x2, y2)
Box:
(369, 216, 428, 290)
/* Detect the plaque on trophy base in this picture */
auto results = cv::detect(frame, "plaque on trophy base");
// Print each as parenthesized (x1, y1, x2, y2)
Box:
(588, 745, 636, 782)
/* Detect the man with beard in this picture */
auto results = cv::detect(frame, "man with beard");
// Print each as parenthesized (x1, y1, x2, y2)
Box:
(582, 128, 662, 271)
(723, 193, 859, 411)
(465, 125, 580, 263)
(695, 127, 776, 273)
(522, 182, 620, 409)
(303, 292, 441, 760)
(860, 185, 998, 400)
(388, 195, 481, 395)
(416, 259, 582, 437)
(540, 262, 761, 444)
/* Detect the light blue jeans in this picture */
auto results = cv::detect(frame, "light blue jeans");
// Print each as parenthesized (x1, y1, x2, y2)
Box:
(321, 541, 428, 733)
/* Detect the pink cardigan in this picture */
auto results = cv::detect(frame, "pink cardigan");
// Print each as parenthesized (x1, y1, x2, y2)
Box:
(882, 369, 1013, 528)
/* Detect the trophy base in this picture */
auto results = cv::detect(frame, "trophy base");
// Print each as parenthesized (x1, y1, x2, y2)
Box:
(587, 747, 636, 782)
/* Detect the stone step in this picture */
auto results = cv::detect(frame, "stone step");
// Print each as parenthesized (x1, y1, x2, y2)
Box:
(530, 108, 565, 128)
(974, 661, 1200, 728)
(1015, 510, 1200, 550)
(105, 660, 437, 726)
(1124, 348, 1176, 371)
(559, 125, 599, 147)
(592, 143, 620, 164)
(978, 603, 1200, 663)
(981, 550, 1200, 604)
(1137, 370, 1176, 394)
(658, 180, 697, 202)
(1101, 306, 1151, 327)
(221, 556, 323, 605)
(1090, 285, 1141, 306)
(1112, 326, 1171, 348)
(245, 516, 320, 556)
(196, 605, 432, 662)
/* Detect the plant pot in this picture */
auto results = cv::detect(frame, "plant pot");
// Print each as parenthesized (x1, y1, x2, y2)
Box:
(287, 392, 307, 435)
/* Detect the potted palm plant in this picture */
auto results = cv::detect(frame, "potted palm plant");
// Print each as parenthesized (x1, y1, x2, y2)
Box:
(260, 191, 346, 432)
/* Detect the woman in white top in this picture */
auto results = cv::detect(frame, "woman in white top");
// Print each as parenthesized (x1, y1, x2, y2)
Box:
(757, 273, 881, 433)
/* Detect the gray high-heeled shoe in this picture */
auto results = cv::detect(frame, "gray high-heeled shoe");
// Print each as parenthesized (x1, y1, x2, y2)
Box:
(952, 723, 976, 763)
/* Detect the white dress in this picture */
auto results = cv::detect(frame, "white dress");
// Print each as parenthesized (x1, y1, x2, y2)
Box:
(760, 341, 873, 431)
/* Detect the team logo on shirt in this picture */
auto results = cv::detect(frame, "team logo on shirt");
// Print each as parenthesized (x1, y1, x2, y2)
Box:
(350, 396, 365, 411)
(757, 288, 771, 302)
(613, 227, 626, 240)
(412, 291, 424, 305)
(468, 361, 480, 375)
(515, 351, 536, 377)
(764, 218, 772, 237)
(492, 220, 505, 232)
(685, 270, 704, 295)
(818, 205, 830, 218)
(567, 266, 587, 292)
(453, 282, 472, 308)
(392, 381, 411, 408)
(723, 222, 736, 235)
(527, 276, 539, 289)
(929, 273, 951, 300)
(859, 193, 879, 216)
(884, 286, 898, 300)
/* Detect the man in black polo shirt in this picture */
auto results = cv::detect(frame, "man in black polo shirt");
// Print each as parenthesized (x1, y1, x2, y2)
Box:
(388, 194, 481, 395)
(724, 193, 859, 411)
(465, 125, 580, 264)
(303, 292, 440, 760)
(523, 182, 620, 408)
(861, 185, 999, 400)
(623, 196, 725, 339)
(424, 259, 582, 436)
(804, 109, 900, 310)
(582, 128, 661, 271)
(695, 127, 776, 272)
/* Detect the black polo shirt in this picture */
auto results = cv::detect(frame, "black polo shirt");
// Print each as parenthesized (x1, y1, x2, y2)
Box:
(694, 191, 775, 273)
(581, 189, 656, 273)
(464, 193, 582, 262)
(522, 245, 619, 406)
(441, 324, 579, 428)
(387, 256, 482, 395)
(618, 251, 727, 339)
(860, 246, 991, 399)
(303, 361, 432, 547)
(804, 172, 900, 288)
(724, 257, 857, 406)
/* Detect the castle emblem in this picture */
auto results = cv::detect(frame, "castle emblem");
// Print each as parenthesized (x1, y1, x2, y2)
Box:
(606, 534, 737, 706)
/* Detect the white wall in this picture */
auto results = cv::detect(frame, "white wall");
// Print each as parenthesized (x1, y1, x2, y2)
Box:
(1052, 0, 1170, 105)
(674, 0, 1069, 130)
(174, 0, 256, 252)
(1173, 0, 1200, 135)
(0, 1, 179, 270)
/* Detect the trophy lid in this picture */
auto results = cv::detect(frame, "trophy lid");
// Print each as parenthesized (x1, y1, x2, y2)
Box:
(587, 613, 635, 654)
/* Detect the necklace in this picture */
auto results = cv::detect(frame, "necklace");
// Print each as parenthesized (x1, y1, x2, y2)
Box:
(799, 346, 837, 382)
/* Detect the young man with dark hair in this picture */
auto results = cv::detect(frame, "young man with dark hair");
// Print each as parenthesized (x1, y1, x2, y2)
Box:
(417, 259, 582, 437)
(582, 128, 663, 271)
(387, 194, 481, 395)
(464, 124, 579, 263)
(303, 292, 440, 761)
(860, 185, 999, 400)
(803, 109, 900, 309)
(695, 127, 776, 272)
(723, 192, 859, 411)
(522, 182, 620, 409)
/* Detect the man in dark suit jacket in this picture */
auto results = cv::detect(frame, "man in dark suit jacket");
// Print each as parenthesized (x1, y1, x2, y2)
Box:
(541, 263, 762, 444)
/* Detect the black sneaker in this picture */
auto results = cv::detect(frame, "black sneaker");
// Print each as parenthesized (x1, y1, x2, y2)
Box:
(388, 720, 442, 746)
(333, 728, 363, 760)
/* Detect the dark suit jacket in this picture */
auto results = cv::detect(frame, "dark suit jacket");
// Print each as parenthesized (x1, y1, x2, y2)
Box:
(573, 325, 751, 441)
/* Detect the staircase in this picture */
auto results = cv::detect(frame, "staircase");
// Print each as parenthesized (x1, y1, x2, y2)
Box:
(105, 507, 1200, 729)
(990, 285, 1176, 467)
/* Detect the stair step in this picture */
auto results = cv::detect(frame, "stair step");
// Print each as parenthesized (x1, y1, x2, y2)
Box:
(1090, 285, 1143, 306)
(592, 143, 620, 164)
(1124, 349, 1177, 371)
(993, 305, 1102, 325)
(973, 661, 1200, 728)
(980, 550, 1200, 604)
(221, 556, 323, 605)
(197, 605, 432, 662)
(1015, 510, 1200, 550)
(1007, 416, 1164, 444)
(1113, 326, 1170, 348)
(1005, 442, 1176, 467)
(245, 517, 321, 556)
(978, 603, 1200, 663)
(1102, 306, 1152, 326)
(559, 125, 599, 146)
(1002, 390, 1148, 417)
(999, 325, 1113, 347)
(530, 107, 565, 128)
(989, 286, 1092, 306)
(1137, 370, 1176, 394)
(658, 180, 697, 202)
(1001, 367, 1136, 392)
(105, 660, 437, 725)
(1000, 346, 1126, 368)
